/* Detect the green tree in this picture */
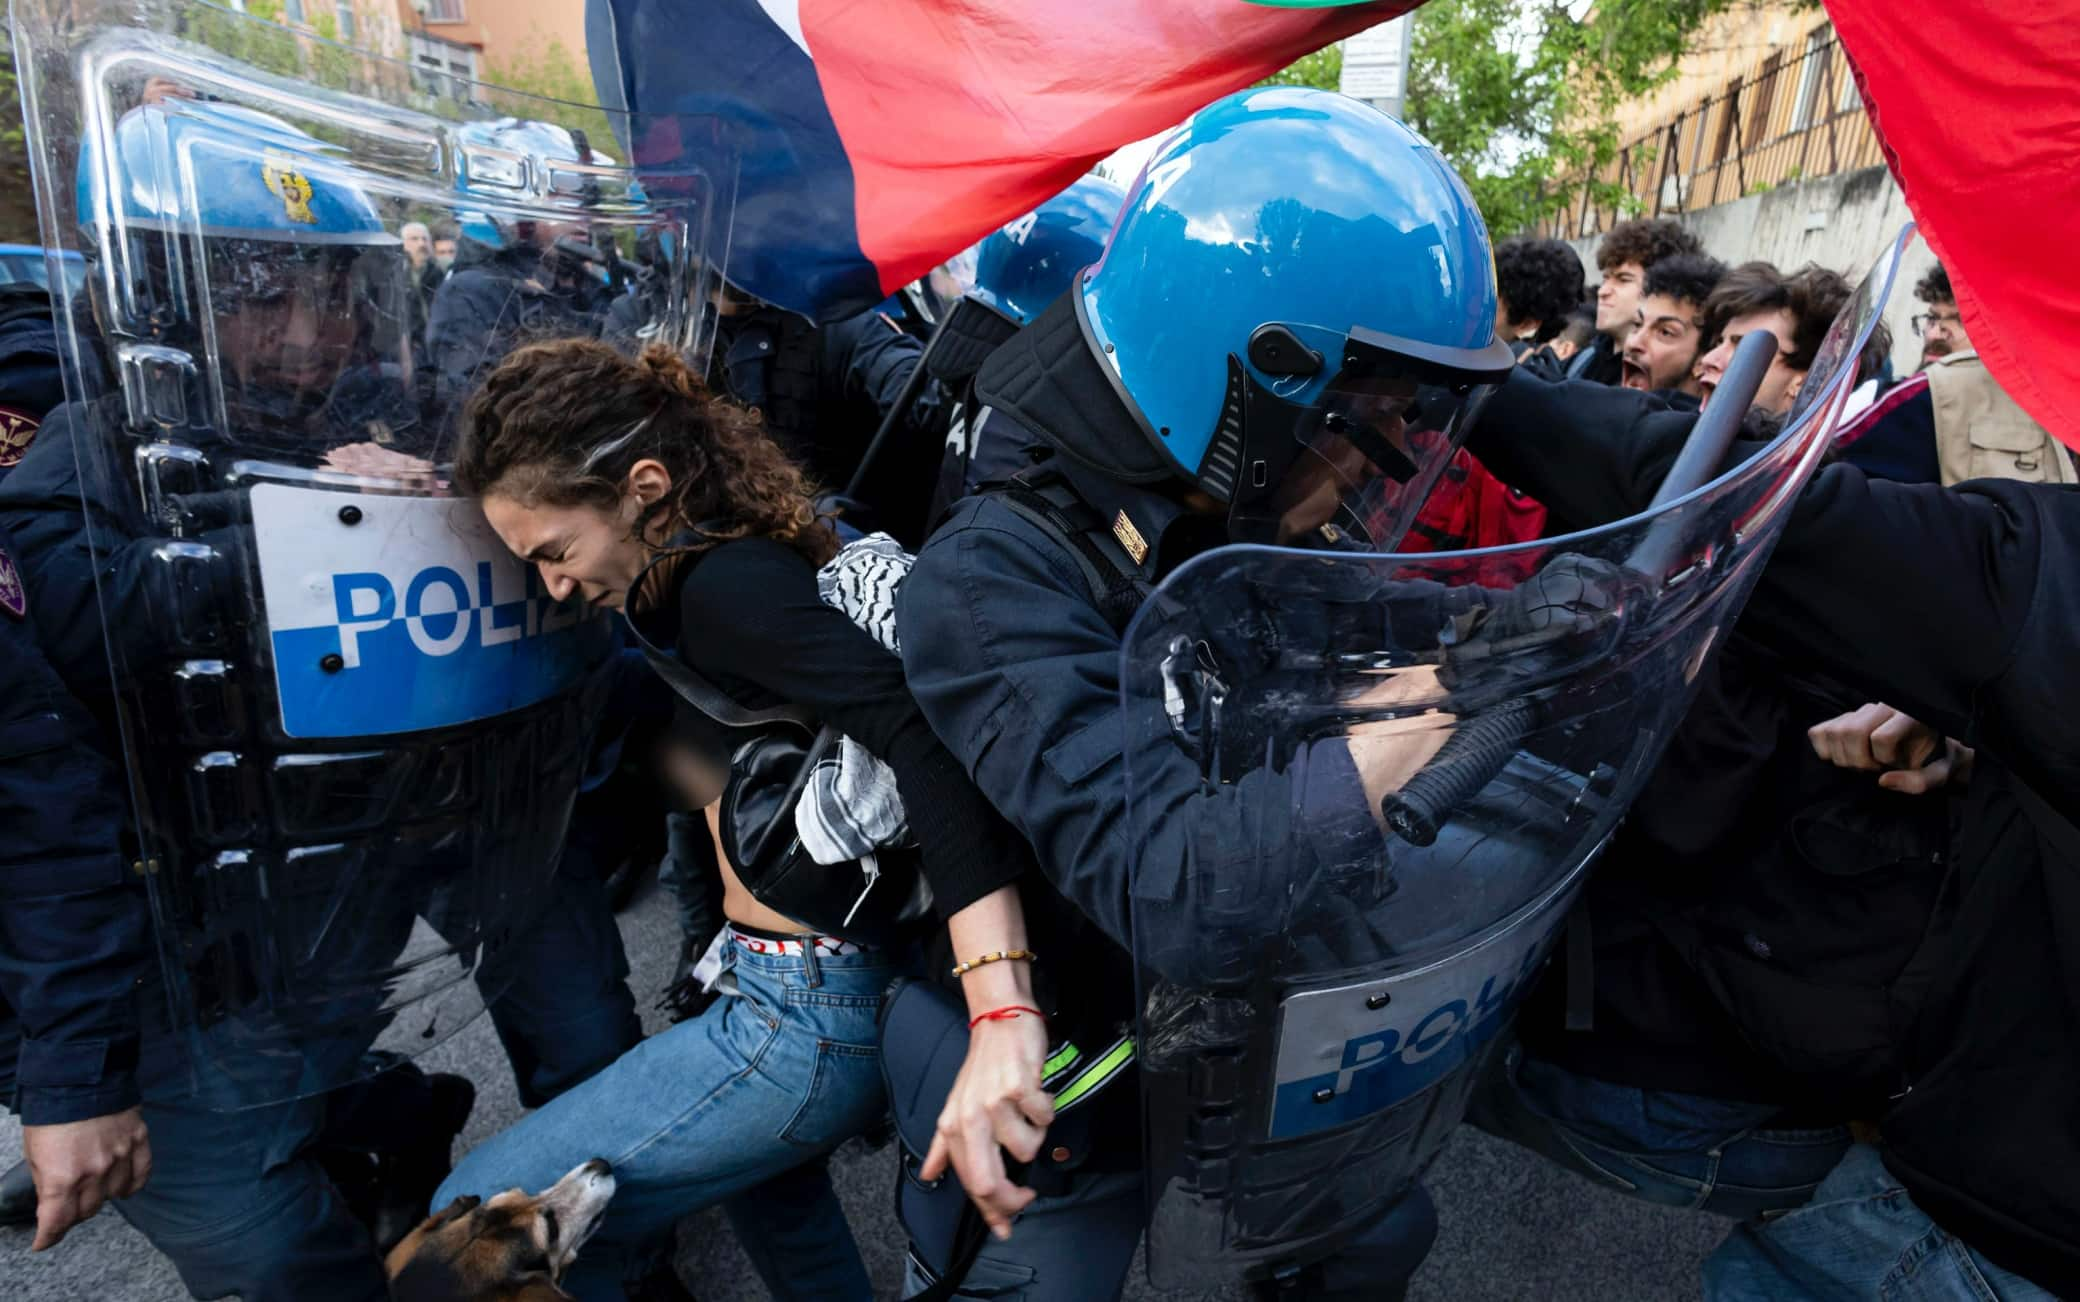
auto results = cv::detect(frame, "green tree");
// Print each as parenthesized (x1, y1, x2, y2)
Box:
(1260, 1, 1744, 233)
(481, 36, 614, 149)
(1258, 43, 1342, 91)
(0, 44, 36, 243)
(1408, 0, 1742, 234)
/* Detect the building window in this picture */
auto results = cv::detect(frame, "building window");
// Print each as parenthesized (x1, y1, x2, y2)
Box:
(410, 31, 478, 88)
(282, 0, 305, 22)
(1838, 57, 1863, 113)
(1745, 51, 1783, 150)
(335, 2, 355, 40)
(1791, 26, 1831, 129)
(425, 0, 465, 22)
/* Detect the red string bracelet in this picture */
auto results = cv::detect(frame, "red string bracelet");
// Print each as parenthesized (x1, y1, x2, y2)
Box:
(969, 1005, 1044, 1029)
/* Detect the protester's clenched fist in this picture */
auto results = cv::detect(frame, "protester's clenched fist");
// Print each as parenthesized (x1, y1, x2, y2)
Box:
(1808, 702, 1973, 795)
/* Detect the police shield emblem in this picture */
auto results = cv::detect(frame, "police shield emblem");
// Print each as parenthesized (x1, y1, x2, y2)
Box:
(1119, 228, 1914, 1286)
(13, 0, 738, 1106)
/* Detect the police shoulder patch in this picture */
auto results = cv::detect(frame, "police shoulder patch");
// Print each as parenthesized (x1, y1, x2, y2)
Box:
(0, 541, 25, 620)
(0, 404, 40, 469)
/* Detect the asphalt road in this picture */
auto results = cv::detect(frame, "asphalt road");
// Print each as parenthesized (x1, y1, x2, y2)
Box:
(2, 876, 1730, 1300)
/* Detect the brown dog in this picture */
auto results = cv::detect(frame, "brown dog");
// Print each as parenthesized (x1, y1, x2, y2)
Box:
(384, 1158, 616, 1302)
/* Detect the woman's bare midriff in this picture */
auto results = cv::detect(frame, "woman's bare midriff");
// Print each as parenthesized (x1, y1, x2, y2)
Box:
(705, 804, 823, 936)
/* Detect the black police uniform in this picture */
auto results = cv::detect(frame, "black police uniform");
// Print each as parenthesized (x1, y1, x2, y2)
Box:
(424, 244, 612, 426)
(1468, 366, 2080, 1296)
(0, 518, 150, 1132)
(897, 294, 1461, 1301)
(711, 301, 946, 524)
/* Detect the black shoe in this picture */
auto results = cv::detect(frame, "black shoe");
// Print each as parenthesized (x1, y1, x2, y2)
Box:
(656, 933, 720, 1026)
(368, 1071, 477, 1254)
(0, 1159, 35, 1229)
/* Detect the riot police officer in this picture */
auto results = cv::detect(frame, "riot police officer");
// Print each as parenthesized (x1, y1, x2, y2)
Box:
(0, 275, 111, 1230)
(0, 516, 153, 1252)
(0, 91, 637, 1297)
(895, 90, 1520, 1300)
(931, 173, 1124, 516)
(708, 284, 947, 519)
(426, 119, 622, 425)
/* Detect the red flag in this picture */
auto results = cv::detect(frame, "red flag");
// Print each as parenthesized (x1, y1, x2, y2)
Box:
(1826, 0, 2080, 451)
(599, 1, 1414, 318)
(807, 0, 1414, 295)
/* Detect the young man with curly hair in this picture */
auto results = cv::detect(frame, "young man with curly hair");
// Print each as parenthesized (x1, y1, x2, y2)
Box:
(1620, 252, 1726, 400)
(1571, 217, 1704, 384)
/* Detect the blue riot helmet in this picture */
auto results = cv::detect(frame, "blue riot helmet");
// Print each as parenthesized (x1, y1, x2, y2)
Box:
(453, 117, 614, 254)
(972, 173, 1124, 326)
(1078, 89, 1516, 548)
(76, 98, 406, 448)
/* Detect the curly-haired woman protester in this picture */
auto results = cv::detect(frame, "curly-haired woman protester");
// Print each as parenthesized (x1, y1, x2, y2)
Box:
(429, 338, 1052, 1301)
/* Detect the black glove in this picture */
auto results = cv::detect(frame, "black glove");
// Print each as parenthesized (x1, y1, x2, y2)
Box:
(1436, 552, 1632, 683)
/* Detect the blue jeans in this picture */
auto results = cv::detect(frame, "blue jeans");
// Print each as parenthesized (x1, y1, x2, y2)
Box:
(1705, 1144, 2056, 1302)
(437, 936, 894, 1302)
(1468, 1041, 1852, 1219)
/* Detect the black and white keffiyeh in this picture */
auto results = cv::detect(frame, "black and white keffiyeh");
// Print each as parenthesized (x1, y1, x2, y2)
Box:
(796, 533, 917, 868)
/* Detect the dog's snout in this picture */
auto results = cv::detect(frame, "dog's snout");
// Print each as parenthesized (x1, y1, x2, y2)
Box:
(582, 1158, 612, 1180)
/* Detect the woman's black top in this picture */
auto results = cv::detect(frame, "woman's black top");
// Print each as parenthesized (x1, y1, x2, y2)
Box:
(662, 535, 1025, 920)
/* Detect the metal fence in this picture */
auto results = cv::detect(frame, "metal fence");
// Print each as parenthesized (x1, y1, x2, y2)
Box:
(1533, 31, 1884, 241)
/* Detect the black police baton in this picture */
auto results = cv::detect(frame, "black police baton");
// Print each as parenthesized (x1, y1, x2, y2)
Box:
(1381, 329, 1782, 846)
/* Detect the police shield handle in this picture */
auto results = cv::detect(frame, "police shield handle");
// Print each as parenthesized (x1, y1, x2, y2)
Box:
(1382, 329, 1784, 846)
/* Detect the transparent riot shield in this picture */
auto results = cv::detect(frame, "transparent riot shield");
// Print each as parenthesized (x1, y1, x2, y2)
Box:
(1121, 227, 1913, 1286)
(11, 0, 736, 1106)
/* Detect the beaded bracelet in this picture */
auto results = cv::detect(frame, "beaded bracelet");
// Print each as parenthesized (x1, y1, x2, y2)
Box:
(950, 948, 1039, 979)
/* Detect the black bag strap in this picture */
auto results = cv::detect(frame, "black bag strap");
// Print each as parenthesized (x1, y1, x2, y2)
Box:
(905, 1218, 991, 1302)
(987, 463, 1153, 634)
(620, 541, 819, 733)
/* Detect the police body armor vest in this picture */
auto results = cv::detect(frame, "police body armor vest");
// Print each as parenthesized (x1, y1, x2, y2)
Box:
(1926, 350, 2077, 487)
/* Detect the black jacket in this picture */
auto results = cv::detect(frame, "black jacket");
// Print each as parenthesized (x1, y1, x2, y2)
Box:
(1564, 332, 1624, 386)
(897, 295, 1498, 1169)
(1517, 627, 1953, 1110)
(0, 324, 147, 1125)
(1470, 367, 2080, 1295)
(712, 304, 946, 541)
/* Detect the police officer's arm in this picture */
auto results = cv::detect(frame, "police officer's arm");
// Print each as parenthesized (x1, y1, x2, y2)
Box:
(0, 407, 233, 694)
(825, 309, 947, 434)
(898, 502, 1386, 955)
(2, 596, 154, 1248)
